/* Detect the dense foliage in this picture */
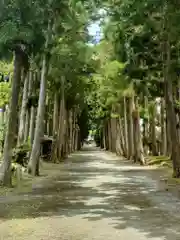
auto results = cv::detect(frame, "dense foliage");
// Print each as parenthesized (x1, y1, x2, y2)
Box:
(1, 0, 180, 187)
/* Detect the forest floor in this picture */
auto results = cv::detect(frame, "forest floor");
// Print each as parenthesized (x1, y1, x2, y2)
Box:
(0, 146, 180, 239)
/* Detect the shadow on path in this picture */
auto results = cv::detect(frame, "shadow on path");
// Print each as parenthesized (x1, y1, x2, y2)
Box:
(0, 146, 180, 239)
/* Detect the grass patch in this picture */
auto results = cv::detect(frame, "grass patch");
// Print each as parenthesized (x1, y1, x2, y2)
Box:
(0, 173, 34, 196)
(146, 155, 172, 167)
(0, 160, 65, 197)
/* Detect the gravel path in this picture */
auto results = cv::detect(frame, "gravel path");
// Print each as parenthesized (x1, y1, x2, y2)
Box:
(0, 146, 180, 239)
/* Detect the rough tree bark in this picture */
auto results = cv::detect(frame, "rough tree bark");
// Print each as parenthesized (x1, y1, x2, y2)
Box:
(28, 54, 49, 176)
(57, 76, 66, 159)
(143, 96, 149, 155)
(0, 48, 23, 186)
(24, 71, 33, 142)
(160, 98, 167, 155)
(117, 117, 126, 156)
(29, 72, 36, 146)
(69, 110, 73, 153)
(132, 97, 145, 165)
(126, 96, 134, 160)
(149, 102, 158, 155)
(164, 38, 180, 177)
(17, 70, 29, 145)
(123, 97, 128, 157)
(110, 116, 116, 152)
(107, 119, 112, 151)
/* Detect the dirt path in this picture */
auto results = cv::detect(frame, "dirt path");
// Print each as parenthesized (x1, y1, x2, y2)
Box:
(0, 146, 180, 239)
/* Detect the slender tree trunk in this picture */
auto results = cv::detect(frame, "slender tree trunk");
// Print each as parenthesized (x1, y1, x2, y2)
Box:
(118, 117, 126, 156)
(107, 119, 112, 151)
(103, 124, 106, 150)
(53, 92, 59, 134)
(160, 98, 167, 155)
(74, 125, 79, 151)
(126, 96, 134, 160)
(123, 97, 128, 157)
(28, 54, 48, 175)
(62, 107, 68, 158)
(132, 97, 145, 165)
(143, 96, 149, 155)
(29, 72, 36, 146)
(45, 94, 49, 135)
(1, 106, 5, 125)
(149, 102, 158, 155)
(71, 111, 75, 152)
(68, 109, 73, 153)
(58, 77, 65, 159)
(0, 49, 22, 186)
(177, 79, 180, 142)
(115, 118, 121, 155)
(110, 117, 116, 152)
(17, 70, 29, 145)
(24, 71, 33, 142)
(51, 92, 59, 163)
(29, 107, 36, 146)
(166, 117, 172, 156)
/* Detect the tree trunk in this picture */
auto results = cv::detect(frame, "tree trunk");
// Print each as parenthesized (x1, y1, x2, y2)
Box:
(110, 117, 116, 152)
(132, 97, 145, 165)
(17, 70, 29, 145)
(24, 71, 33, 142)
(45, 94, 49, 135)
(149, 102, 158, 155)
(117, 117, 126, 156)
(126, 96, 134, 160)
(68, 109, 73, 153)
(103, 124, 107, 150)
(62, 107, 68, 158)
(28, 72, 36, 146)
(123, 97, 128, 157)
(143, 96, 149, 155)
(107, 119, 112, 151)
(53, 92, 59, 135)
(58, 76, 65, 159)
(51, 92, 59, 163)
(0, 49, 22, 186)
(160, 98, 167, 155)
(28, 54, 48, 175)
(29, 107, 36, 146)
(163, 36, 180, 177)
(71, 110, 76, 152)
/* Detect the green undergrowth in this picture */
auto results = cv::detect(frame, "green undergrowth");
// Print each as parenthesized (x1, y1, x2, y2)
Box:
(0, 174, 35, 196)
(0, 161, 64, 196)
(146, 156, 180, 186)
(146, 155, 172, 168)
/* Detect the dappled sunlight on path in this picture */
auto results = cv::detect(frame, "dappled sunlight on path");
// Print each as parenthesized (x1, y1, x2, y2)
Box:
(0, 146, 180, 239)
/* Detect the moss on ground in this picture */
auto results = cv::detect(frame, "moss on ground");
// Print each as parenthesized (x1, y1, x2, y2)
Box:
(146, 155, 172, 168)
(0, 161, 63, 197)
